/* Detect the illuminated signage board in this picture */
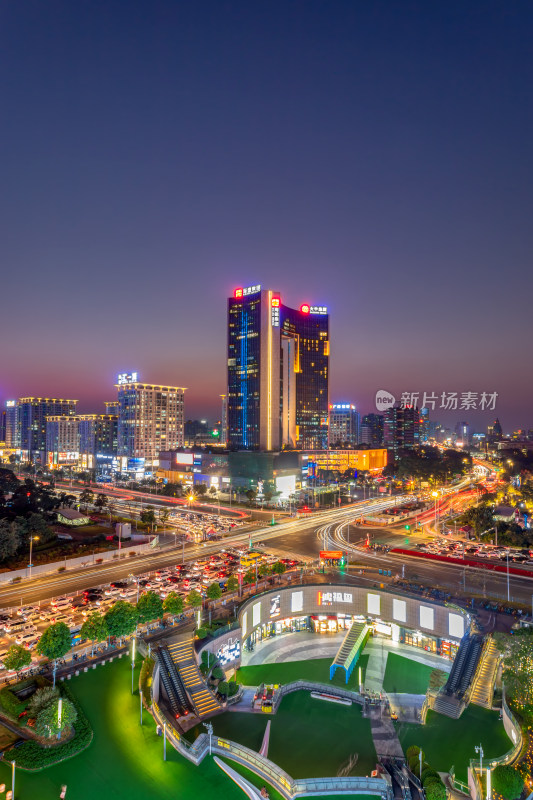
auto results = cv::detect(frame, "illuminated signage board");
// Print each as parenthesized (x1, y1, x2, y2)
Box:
(234, 285, 261, 298)
(6, 400, 15, 408)
(319, 550, 343, 560)
(117, 372, 138, 385)
(176, 453, 194, 466)
(317, 590, 353, 606)
(331, 404, 355, 410)
(301, 304, 327, 315)
(270, 595, 281, 618)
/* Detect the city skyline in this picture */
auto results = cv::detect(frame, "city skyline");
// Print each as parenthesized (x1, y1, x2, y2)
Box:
(2, 2, 532, 428)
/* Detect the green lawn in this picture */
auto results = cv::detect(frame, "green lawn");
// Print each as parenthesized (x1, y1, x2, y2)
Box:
(0, 659, 378, 800)
(187, 690, 377, 778)
(382, 653, 435, 694)
(237, 654, 369, 689)
(397, 705, 512, 782)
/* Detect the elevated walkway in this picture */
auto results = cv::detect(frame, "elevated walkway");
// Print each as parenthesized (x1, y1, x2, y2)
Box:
(469, 636, 499, 708)
(330, 621, 370, 684)
(167, 638, 222, 718)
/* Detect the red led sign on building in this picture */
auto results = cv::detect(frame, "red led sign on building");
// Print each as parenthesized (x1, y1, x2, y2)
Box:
(300, 303, 310, 314)
(271, 297, 280, 307)
(234, 288, 243, 298)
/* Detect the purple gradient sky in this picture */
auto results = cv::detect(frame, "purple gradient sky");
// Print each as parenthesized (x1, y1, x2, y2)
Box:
(1, 1, 532, 432)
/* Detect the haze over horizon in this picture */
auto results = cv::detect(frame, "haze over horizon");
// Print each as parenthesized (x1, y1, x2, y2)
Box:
(1, 1, 532, 430)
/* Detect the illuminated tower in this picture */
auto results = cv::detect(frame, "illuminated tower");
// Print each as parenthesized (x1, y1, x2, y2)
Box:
(227, 285, 329, 451)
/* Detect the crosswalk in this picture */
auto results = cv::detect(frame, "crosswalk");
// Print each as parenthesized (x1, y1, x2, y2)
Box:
(167, 639, 222, 718)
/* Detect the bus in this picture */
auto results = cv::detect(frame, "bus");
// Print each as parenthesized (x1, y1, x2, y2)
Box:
(240, 551, 263, 569)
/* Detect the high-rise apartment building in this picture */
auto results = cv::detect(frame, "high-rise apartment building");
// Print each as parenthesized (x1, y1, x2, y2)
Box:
(116, 377, 185, 462)
(328, 404, 360, 447)
(220, 394, 228, 446)
(104, 401, 120, 415)
(383, 406, 420, 458)
(78, 414, 118, 458)
(360, 413, 384, 446)
(17, 398, 78, 459)
(45, 415, 80, 467)
(4, 401, 17, 447)
(227, 285, 329, 451)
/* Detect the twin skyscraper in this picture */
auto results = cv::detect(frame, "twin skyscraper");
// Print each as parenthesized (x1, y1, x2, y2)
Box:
(227, 284, 329, 451)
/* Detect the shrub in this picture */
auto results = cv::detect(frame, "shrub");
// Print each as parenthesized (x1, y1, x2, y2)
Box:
(425, 782, 446, 800)
(12, 684, 93, 770)
(211, 667, 225, 681)
(228, 682, 240, 697)
(0, 687, 25, 720)
(217, 681, 229, 697)
(139, 657, 154, 701)
(406, 745, 420, 760)
(28, 686, 59, 716)
(421, 769, 441, 786)
(492, 765, 525, 800)
(58, 566, 66, 572)
(196, 627, 208, 639)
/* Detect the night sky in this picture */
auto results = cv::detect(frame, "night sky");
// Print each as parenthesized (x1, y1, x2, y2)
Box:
(1, 1, 532, 430)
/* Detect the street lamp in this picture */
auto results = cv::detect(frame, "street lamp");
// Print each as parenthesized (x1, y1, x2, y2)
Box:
(28, 535, 39, 579)
(475, 744, 484, 774)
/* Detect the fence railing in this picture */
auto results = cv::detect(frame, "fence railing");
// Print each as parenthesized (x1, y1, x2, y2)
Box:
(272, 680, 365, 711)
(150, 686, 389, 798)
(489, 688, 524, 768)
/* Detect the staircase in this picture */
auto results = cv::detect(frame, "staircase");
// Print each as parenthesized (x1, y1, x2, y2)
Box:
(469, 637, 500, 708)
(167, 639, 222, 718)
(157, 646, 194, 717)
(432, 693, 464, 719)
(154, 648, 184, 718)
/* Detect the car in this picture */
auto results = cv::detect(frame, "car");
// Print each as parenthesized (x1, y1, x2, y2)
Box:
(15, 633, 39, 648)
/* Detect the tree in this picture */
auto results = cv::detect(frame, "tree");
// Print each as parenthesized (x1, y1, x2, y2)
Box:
(104, 601, 139, 640)
(196, 484, 208, 497)
(35, 696, 77, 739)
(186, 590, 202, 608)
(245, 489, 257, 505)
(137, 590, 163, 623)
(163, 592, 183, 616)
(217, 680, 229, 697)
(206, 582, 222, 600)
(158, 508, 171, 527)
(80, 613, 108, 656)
(258, 563, 271, 578)
(37, 622, 72, 687)
(226, 575, 238, 592)
(494, 629, 533, 705)
(3, 644, 31, 672)
(94, 493, 108, 511)
(79, 489, 94, 510)
(0, 520, 21, 562)
(27, 686, 59, 716)
(492, 766, 524, 800)
(271, 561, 286, 582)
(140, 506, 156, 529)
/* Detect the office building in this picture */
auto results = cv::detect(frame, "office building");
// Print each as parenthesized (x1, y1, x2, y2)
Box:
(328, 404, 360, 447)
(487, 418, 503, 440)
(0, 411, 5, 443)
(455, 421, 470, 446)
(78, 414, 118, 460)
(4, 401, 17, 448)
(220, 394, 228, 446)
(17, 398, 78, 459)
(227, 284, 329, 451)
(45, 415, 80, 468)
(116, 376, 185, 463)
(383, 406, 420, 458)
(360, 413, 384, 446)
(104, 401, 120, 415)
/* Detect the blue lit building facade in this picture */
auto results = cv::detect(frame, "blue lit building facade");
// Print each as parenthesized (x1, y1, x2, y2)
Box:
(227, 285, 329, 451)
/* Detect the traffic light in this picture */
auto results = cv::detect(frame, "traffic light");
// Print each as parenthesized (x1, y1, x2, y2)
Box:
(405, 524, 410, 530)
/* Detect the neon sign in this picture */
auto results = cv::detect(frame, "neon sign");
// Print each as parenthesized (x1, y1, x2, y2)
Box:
(300, 304, 310, 314)
(234, 288, 243, 298)
(235, 284, 261, 298)
(117, 372, 138, 385)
